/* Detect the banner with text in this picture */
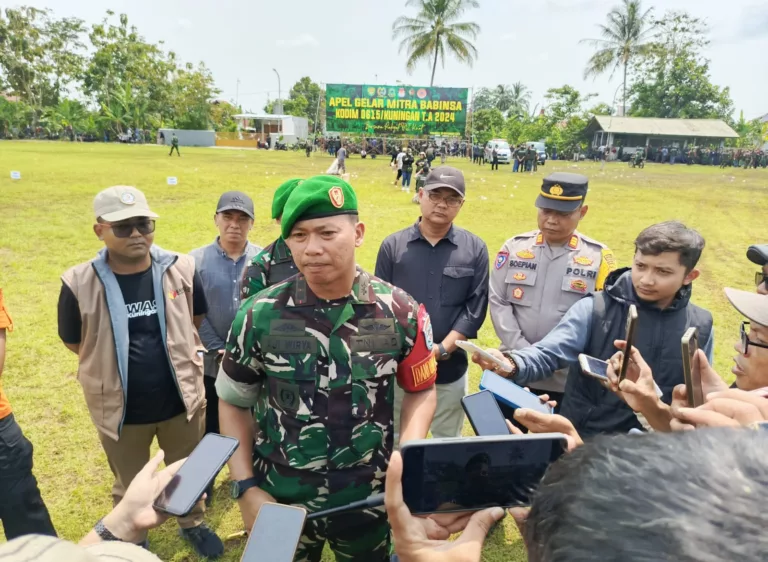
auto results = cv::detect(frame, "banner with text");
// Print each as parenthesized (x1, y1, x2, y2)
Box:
(325, 84, 468, 135)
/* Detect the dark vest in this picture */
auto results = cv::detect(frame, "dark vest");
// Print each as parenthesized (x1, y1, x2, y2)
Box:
(561, 286, 713, 438)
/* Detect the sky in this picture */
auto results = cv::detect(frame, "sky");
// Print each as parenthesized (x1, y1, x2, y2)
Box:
(22, 0, 768, 120)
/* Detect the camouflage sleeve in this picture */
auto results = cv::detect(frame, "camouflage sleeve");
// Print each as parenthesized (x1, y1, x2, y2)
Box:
(215, 300, 266, 408)
(240, 248, 271, 300)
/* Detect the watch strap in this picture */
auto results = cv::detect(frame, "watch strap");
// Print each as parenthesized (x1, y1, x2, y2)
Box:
(235, 477, 261, 498)
(94, 518, 123, 542)
(438, 343, 449, 359)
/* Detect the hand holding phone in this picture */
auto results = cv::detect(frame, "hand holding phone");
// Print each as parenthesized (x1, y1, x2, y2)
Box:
(241, 503, 307, 562)
(480, 371, 553, 415)
(153, 434, 239, 517)
(456, 341, 511, 372)
(618, 305, 639, 381)
(681, 328, 703, 407)
(461, 391, 511, 436)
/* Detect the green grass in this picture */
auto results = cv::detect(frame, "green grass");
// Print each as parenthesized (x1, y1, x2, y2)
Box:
(0, 141, 766, 561)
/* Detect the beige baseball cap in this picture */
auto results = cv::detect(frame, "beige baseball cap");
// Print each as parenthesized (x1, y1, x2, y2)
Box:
(724, 287, 768, 326)
(94, 186, 159, 222)
(0, 535, 161, 562)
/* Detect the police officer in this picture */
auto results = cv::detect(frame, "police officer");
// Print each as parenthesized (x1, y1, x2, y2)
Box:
(240, 179, 302, 299)
(489, 172, 615, 407)
(217, 176, 437, 562)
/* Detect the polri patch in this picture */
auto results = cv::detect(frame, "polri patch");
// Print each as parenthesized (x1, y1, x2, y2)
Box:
(574, 256, 593, 266)
(512, 272, 527, 281)
(512, 287, 524, 300)
(516, 249, 535, 260)
(570, 279, 588, 293)
(495, 251, 509, 270)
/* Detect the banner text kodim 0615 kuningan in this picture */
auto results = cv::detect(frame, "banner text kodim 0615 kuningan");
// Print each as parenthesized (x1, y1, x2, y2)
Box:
(325, 84, 468, 135)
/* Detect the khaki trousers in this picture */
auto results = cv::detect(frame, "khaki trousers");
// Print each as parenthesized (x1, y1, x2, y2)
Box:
(97, 407, 206, 535)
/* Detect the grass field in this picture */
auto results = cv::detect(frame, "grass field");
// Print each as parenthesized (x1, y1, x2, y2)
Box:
(0, 141, 766, 561)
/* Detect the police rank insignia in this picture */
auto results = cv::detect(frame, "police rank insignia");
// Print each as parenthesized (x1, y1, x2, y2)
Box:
(512, 287, 524, 299)
(574, 256, 593, 266)
(516, 249, 535, 260)
(329, 186, 344, 208)
(495, 251, 509, 270)
(513, 272, 527, 281)
(550, 184, 563, 196)
(570, 279, 588, 293)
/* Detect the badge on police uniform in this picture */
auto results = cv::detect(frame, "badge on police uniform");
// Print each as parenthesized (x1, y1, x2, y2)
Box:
(516, 249, 535, 260)
(570, 279, 588, 293)
(495, 251, 509, 270)
(574, 256, 593, 266)
(512, 272, 527, 281)
(512, 287, 524, 299)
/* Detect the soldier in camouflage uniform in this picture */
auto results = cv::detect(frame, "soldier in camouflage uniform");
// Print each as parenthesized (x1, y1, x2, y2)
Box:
(240, 178, 302, 300)
(217, 175, 438, 562)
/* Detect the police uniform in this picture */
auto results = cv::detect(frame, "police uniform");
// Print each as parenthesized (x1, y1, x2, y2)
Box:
(217, 177, 437, 562)
(489, 173, 615, 396)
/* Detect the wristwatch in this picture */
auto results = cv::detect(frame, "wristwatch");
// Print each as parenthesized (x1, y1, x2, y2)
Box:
(230, 477, 261, 500)
(437, 343, 450, 361)
(94, 518, 123, 542)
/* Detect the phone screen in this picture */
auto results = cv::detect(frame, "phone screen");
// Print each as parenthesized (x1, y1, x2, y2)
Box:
(619, 305, 638, 380)
(401, 435, 566, 513)
(153, 434, 238, 516)
(480, 371, 552, 415)
(462, 391, 510, 436)
(241, 503, 307, 562)
(581, 355, 609, 378)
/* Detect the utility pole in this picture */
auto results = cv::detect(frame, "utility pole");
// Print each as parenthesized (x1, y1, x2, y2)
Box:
(272, 68, 281, 114)
(235, 78, 240, 108)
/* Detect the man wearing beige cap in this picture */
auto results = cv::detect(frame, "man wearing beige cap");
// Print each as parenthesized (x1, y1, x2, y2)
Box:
(57, 187, 223, 558)
(723, 287, 768, 392)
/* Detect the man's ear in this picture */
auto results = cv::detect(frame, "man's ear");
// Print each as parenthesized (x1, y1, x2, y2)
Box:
(93, 223, 104, 241)
(683, 268, 700, 286)
(355, 222, 365, 248)
(579, 205, 589, 220)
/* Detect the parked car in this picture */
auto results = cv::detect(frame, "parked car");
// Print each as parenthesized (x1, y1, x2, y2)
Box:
(484, 139, 512, 164)
(525, 141, 548, 165)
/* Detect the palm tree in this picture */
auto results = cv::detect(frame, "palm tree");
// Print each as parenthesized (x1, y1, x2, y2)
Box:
(392, 0, 480, 86)
(508, 82, 530, 118)
(581, 0, 656, 115)
(492, 84, 514, 115)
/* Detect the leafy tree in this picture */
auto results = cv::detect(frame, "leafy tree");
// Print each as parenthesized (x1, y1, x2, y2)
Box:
(42, 98, 87, 133)
(472, 87, 496, 111)
(588, 102, 614, 116)
(544, 85, 597, 126)
(210, 100, 240, 132)
(471, 107, 504, 144)
(169, 62, 218, 130)
(627, 12, 733, 120)
(472, 82, 530, 118)
(392, 0, 480, 86)
(581, 0, 656, 115)
(289, 76, 324, 130)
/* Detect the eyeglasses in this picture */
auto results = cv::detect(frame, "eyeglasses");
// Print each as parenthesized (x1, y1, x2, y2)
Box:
(102, 219, 156, 238)
(427, 192, 463, 208)
(740, 322, 768, 355)
(755, 272, 768, 287)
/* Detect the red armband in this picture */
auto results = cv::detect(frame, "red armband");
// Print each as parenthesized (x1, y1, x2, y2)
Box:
(397, 304, 437, 392)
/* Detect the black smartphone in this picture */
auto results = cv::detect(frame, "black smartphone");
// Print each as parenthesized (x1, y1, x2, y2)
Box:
(153, 433, 239, 517)
(619, 304, 639, 381)
(241, 502, 307, 562)
(681, 327, 703, 407)
(461, 391, 511, 436)
(400, 433, 567, 514)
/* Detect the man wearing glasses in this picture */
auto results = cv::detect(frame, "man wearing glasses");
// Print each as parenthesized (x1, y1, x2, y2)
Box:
(57, 187, 223, 558)
(375, 166, 489, 441)
(723, 288, 768, 392)
(488, 173, 614, 409)
(747, 245, 768, 295)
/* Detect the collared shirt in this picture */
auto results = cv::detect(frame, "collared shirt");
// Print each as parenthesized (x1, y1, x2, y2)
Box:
(375, 219, 489, 384)
(190, 238, 261, 352)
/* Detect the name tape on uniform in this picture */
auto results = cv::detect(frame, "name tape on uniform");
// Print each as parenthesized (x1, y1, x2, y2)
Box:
(167, 176, 178, 185)
(10, 171, 21, 180)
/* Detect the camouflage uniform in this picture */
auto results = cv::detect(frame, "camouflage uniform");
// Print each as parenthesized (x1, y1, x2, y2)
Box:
(240, 237, 298, 300)
(217, 267, 437, 562)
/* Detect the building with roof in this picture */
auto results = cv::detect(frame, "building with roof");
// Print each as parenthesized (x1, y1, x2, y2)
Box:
(585, 116, 739, 155)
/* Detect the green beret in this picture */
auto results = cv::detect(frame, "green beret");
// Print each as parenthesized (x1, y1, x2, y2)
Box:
(271, 178, 304, 220)
(280, 175, 358, 238)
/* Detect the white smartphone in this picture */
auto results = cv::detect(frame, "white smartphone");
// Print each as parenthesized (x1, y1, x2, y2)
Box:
(578, 354, 663, 398)
(455, 340, 509, 371)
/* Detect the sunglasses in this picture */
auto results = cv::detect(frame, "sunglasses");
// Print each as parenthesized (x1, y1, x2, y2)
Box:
(755, 271, 768, 287)
(740, 322, 768, 355)
(103, 219, 156, 238)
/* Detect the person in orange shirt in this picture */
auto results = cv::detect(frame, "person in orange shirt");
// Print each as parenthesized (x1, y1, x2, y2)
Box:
(0, 288, 56, 538)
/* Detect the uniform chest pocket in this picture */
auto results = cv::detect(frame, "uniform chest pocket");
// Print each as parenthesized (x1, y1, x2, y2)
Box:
(350, 350, 399, 420)
(559, 275, 596, 312)
(261, 340, 319, 422)
(441, 266, 474, 306)
(504, 269, 538, 307)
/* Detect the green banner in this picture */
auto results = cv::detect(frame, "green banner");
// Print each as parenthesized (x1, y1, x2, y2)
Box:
(325, 84, 468, 136)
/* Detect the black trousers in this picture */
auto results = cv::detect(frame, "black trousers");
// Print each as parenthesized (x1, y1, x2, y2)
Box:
(0, 414, 56, 539)
(203, 376, 220, 435)
(169, 145, 180, 156)
(492, 158, 499, 170)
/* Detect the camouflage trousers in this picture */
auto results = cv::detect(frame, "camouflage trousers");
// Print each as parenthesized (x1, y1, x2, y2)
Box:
(254, 456, 390, 562)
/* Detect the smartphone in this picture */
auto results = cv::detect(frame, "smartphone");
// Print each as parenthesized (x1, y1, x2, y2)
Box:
(241, 503, 307, 562)
(455, 341, 510, 371)
(479, 371, 553, 415)
(153, 434, 239, 517)
(618, 305, 639, 381)
(578, 353, 609, 380)
(681, 327, 703, 407)
(400, 433, 567, 514)
(461, 391, 511, 436)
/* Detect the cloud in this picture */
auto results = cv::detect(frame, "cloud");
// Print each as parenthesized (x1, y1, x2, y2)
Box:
(276, 34, 318, 48)
(177, 18, 193, 30)
(737, 11, 768, 40)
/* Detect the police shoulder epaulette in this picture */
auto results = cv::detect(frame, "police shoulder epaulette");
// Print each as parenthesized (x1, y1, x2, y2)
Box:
(578, 232, 609, 249)
(508, 229, 539, 242)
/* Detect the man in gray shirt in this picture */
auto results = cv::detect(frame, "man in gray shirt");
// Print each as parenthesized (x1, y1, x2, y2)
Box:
(337, 144, 347, 174)
(190, 191, 261, 442)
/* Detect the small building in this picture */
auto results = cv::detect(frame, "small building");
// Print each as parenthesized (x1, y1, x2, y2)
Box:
(215, 113, 309, 148)
(585, 116, 739, 156)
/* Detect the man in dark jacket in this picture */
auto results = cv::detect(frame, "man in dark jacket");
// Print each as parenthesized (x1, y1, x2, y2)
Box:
(474, 221, 714, 437)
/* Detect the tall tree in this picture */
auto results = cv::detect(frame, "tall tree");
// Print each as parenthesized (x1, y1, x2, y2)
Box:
(581, 0, 656, 114)
(507, 82, 530, 118)
(392, 0, 480, 86)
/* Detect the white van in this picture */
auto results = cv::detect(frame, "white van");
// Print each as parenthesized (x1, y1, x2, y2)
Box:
(484, 139, 512, 164)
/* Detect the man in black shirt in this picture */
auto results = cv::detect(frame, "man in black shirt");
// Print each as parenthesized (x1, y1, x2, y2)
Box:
(376, 167, 489, 441)
(57, 186, 223, 559)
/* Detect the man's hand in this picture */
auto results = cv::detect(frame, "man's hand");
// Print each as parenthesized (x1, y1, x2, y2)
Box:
(471, 349, 514, 376)
(693, 349, 729, 396)
(606, 341, 661, 415)
(510, 409, 583, 449)
(237, 486, 277, 532)
(100, 450, 185, 543)
(385, 451, 503, 562)
(674, 389, 768, 428)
